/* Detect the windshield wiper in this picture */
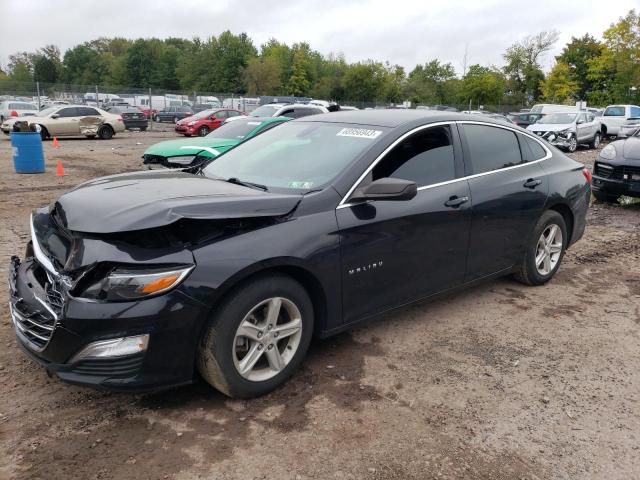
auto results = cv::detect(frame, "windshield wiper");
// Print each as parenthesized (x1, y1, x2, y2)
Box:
(226, 177, 268, 191)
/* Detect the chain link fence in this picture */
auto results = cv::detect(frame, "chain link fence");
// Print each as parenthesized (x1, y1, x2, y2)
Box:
(0, 81, 529, 115)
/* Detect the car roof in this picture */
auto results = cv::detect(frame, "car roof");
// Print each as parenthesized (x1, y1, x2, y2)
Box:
(295, 109, 515, 128)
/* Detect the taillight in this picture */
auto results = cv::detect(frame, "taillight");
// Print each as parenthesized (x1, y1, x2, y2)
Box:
(582, 167, 592, 184)
(10, 110, 18, 117)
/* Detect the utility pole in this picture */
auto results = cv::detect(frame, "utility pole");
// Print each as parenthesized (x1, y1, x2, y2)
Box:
(149, 88, 153, 131)
(95, 85, 99, 108)
(36, 81, 41, 110)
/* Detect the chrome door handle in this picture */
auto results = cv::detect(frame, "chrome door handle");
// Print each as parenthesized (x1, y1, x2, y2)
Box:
(444, 195, 469, 208)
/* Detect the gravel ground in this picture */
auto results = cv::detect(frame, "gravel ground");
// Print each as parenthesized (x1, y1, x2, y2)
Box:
(0, 129, 639, 480)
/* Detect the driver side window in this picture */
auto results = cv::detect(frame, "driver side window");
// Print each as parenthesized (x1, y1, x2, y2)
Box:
(370, 125, 456, 187)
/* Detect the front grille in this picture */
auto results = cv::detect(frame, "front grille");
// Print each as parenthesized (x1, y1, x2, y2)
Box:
(594, 162, 615, 178)
(622, 165, 640, 178)
(9, 256, 60, 351)
(45, 280, 64, 316)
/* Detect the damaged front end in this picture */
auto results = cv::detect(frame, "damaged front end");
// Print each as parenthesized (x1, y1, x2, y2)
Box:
(532, 129, 575, 149)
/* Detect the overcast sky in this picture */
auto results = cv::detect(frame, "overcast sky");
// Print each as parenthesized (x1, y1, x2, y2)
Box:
(2, 0, 636, 74)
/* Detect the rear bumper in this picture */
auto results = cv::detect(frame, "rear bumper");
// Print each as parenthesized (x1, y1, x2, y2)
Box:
(8, 255, 206, 392)
(123, 119, 148, 129)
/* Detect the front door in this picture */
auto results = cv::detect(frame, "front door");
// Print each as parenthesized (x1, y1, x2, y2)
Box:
(460, 123, 549, 280)
(337, 124, 471, 324)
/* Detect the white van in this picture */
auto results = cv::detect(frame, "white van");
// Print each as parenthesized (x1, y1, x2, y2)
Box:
(529, 104, 576, 115)
(599, 104, 640, 136)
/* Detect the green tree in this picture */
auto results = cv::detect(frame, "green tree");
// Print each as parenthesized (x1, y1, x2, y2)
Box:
(243, 57, 282, 95)
(405, 60, 457, 105)
(503, 30, 559, 103)
(541, 61, 578, 103)
(287, 49, 311, 96)
(460, 64, 506, 106)
(556, 34, 602, 100)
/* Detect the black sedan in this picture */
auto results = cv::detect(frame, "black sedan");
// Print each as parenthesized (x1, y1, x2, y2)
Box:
(508, 112, 545, 128)
(105, 105, 148, 131)
(592, 131, 640, 201)
(153, 105, 193, 123)
(9, 111, 590, 398)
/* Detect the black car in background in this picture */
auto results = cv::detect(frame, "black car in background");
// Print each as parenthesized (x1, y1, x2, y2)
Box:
(592, 132, 640, 201)
(153, 105, 193, 123)
(9, 111, 590, 398)
(105, 105, 148, 131)
(508, 112, 545, 128)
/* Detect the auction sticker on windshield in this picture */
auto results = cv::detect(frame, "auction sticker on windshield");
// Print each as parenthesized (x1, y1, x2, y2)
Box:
(336, 128, 382, 139)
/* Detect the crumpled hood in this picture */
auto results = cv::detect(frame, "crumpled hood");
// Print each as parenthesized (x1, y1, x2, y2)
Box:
(144, 137, 239, 158)
(622, 137, 640, 160)
(527, 123, 574, 133)
(54, 170, 302, 233)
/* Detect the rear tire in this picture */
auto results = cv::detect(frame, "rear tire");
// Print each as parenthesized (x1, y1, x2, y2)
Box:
(197, 274, 314, 398)
(140, 127, 147, 132)
(590, 132, 601, 149)
(39, 126, 49, 141)
(98, 125, 114, 140)
(514, 210, 567, 286)
(593, 191, 618, 203)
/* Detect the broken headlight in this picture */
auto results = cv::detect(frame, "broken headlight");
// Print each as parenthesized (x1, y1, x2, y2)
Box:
(80, 265, 194, 301)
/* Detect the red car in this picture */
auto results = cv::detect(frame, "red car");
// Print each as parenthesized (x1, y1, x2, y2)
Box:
(175, 109, 245, 136)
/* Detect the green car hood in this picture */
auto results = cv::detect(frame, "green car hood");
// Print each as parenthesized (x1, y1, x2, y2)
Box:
(144, 137, 241, 159)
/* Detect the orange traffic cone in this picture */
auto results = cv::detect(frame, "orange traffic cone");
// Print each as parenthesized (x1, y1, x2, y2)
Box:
(52, 137, 60, 148)
(56, 160, 67, 177)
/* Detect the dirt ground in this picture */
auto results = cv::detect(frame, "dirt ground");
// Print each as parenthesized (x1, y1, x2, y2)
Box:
(0, 127, 639, 480)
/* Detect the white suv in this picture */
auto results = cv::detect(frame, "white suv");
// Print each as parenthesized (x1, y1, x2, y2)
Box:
(600, 104, 640, 136)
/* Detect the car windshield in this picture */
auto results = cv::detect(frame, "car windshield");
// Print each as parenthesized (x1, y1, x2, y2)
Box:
(206, 119, 266, 139)
(193, 109, 216, 119)
(538, 113, 577, 124)
(203, 122, 387, 192)
(35, 106, 60, 117)
(251, 105, 279, 117)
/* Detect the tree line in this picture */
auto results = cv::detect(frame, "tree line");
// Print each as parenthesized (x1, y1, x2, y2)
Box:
(0, 9, 638, 107)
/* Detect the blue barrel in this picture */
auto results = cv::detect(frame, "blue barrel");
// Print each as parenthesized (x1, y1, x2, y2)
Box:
(11, 132, 45, 174)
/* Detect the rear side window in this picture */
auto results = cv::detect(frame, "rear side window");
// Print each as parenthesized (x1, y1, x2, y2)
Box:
(519, 134, 547, 162)
(372, 125, 455, 186)
(630, 106, 640, 118)
(78, 107, 99, 116)
(9, 102, 36, 110)
(604, 106, 625, 117)
(227, 111, 241, 117)
(463, 124, 522, 174)
(289, 108, 320, 119)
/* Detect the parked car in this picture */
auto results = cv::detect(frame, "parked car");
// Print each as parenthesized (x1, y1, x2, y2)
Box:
(153, 106, 193, 123)
(508, 112, 545, 128)
(104, 105, 148, 131)
(482, 113, 515, 125)
(529, 104, 576, 115)
(9, 110, 590, 398)
(0, 101, 38, 122)
(242, 103, 329, 120)
(191, 103, 220, 113)
(618, 118, 640, 138)
(1, 105, 125, 139)
(143, 116, 291, 168)
(599, 105, 640, 137)
(592, 129, 640, 202)
(174, 108, 245, 136)
(527, 111, 601, 152)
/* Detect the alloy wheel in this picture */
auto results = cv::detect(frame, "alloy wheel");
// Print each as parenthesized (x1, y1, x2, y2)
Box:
(232, 297, 303, 382)
(568, 136, 577, 152)
(535, 224, 563, 276)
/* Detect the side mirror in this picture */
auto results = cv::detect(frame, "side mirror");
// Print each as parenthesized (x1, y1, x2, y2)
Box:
(350, 178, 417, 202)
(51, 113, 59, 119)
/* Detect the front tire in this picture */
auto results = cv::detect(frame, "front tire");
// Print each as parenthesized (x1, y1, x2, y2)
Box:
(197, 274, 314, 398)
(514, 210, 567, 286)
(198, 126, 210, 136)
(566, 135, 578, 152)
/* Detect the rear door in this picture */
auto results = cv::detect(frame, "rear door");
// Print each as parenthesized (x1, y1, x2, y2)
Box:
(460, 123, 549, 280)
(337, 123, 471, 323)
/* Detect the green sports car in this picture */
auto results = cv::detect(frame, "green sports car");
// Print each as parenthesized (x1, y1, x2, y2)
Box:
(142, 116, 291, 168)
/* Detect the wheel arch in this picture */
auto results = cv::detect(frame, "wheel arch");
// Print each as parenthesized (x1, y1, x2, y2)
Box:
(202, 259, 330, 339)
(547, 202, 574, 245)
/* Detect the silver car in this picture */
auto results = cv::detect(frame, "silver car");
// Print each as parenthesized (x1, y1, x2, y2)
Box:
(618, 118, 640, 138)
(0, 100, 38, 122)
(527, 111, 601, 152)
